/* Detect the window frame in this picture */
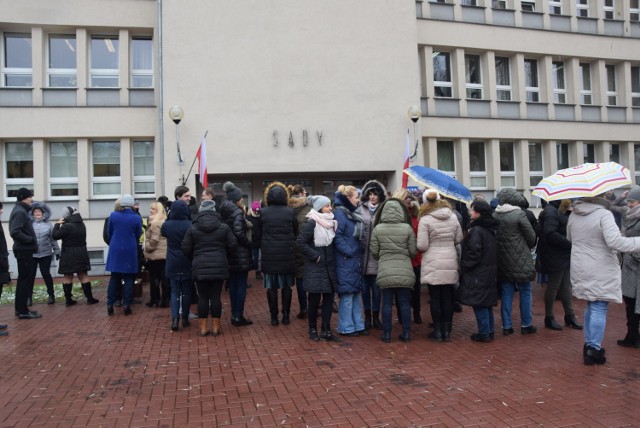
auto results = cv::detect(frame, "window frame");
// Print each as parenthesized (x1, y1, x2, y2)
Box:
(48, 141, 79, 199)
(433, 51, 453, 98)
(556, 143, 569, 170)
(521, 0, 536, 12)
(495, 56, 512, 101)
(603, 0, 615, 20)
(469, 141, 487, 190)
(91, 141, 122, 198)
(499, 141, 516, 188)
(524, 58, 540, 102)
(493, 0, 508, 8)
(528, 141, 544, 188)
(47, 34, 77, 88)
(90, 35, 120, 88)
(132, 140, 155, 196)
(2, 33, 32, 87)
(549, 0, 562, 15)
(605, 64, 617, 106)
(577, 0, 589, 17)
(632, 0, 640, 21)
(437, 140, 456, 178)
(579, 62, 592, 105)
(130, 36, 153, 89)
(632, 66, 640, 108)
(465, 54, 483, 100)
(583, 143, 595, 164)
(4, 141, 34, 198)
(552, 61, 567, 104)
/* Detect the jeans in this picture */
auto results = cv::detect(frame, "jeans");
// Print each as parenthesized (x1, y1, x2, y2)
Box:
(31, 255, 54, 297)
(473, 306, 495, 336)
(337, 292, 365, 334)
(252, 247, 261, 272)
(228, 271, 248, 318)
(195, 280, 223, 318)
(15, 254, 35, 314)
(107, 273, 135, 308)
(382, 288, 411, 335)
(296, 277, 307, 312)
(584, 300, 608, 350)
(362, 274, 381, 312)
(500, 281, 533, 329)
(169, 276, 191, 319)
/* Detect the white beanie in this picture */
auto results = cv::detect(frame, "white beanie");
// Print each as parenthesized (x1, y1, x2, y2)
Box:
(423, 189, 440, 204)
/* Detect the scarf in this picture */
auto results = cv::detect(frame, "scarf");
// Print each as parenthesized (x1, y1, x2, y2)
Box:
(335, 205, 364, 239)
(306, 209, 337, 247)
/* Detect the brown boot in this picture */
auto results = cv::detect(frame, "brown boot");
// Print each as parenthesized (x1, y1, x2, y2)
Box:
(211, 318, 221, 336)
(198, 318, 209, 337)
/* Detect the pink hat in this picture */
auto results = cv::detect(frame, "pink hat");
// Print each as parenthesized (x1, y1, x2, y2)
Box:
(251, 201, 261, 211)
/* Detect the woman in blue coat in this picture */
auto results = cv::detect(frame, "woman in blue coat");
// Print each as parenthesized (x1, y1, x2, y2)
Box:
(106, 194, 142, 316)
(334, 185, 368, 337)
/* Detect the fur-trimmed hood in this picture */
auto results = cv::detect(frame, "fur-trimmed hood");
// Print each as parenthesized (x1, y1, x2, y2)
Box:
(263, 181, 289, 206)
(558, 199, 572, 215)
(288, 193, 308, 210)
(360, 179, 387, 204)
(419, 198, 451, 219)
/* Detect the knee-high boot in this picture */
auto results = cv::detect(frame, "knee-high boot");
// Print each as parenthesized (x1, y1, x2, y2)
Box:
(281, 287, 292, 325)
(364, 310, 372, 330)
(81, 282, 99, 304)
(63, 283, 77, 306)
(267, 289, 279, 326)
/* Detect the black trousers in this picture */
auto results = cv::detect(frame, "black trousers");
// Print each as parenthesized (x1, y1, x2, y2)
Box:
(15, 254, 35, 314)
(31, 255, 54, 297)
(196, 280, 224, 318)
(308, 292, 333, 330)
(428, 284, 455, 324)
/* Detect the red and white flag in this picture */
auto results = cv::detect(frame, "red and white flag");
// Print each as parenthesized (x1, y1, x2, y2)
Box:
(402, 129, 410, 188)
(196, 134, 208, 188)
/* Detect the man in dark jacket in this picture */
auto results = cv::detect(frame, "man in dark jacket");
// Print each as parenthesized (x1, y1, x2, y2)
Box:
(9, 188, 40, 319)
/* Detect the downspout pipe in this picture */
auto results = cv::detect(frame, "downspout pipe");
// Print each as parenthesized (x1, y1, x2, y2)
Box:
(157, 0, 166, 196)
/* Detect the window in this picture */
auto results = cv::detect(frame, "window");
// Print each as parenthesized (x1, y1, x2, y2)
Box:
(90, 35, 119, 87)
(529, 142, 543, 187)
(493, 0, 507, 8)
(552, 61, 566, 104)
(632, 0, 639, 21)
(521, 0, 536, 12)
(579, 63, 592, 105)
(130, 37, 153, 88)
(632, 66, 640, 107)
(635, 144, 640, 185)
(556, 143, 569, 170)
(437, 141, 455, 175)
(583, 143, 595, 163)
(605, 64, 617, 106)
(433, 52, 452, 98)
(465, 54, 482, 99)
(500, 141, 516, 187)
(549, 0, 562, 15)
(524, 59, 540, 102)
(5, 142, 33, 198)
(603, 0, 615, 19)
(49, 142, 78, 197)
(2, 33, 32, 87)
(495, 56, 512, 101)
(92, 141, 121, 196)
(610, 143, 620, 163)
(132, 141, 154, 195)
(461, 0, 477, 5)
(577, 0, 589, 17)
(48, 34, 76, 87)
(469, 141, 487, 188)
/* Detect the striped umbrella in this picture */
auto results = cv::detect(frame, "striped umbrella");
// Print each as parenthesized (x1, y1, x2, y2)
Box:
(532, 162, 632, 201)
(403, 165, 472, 204)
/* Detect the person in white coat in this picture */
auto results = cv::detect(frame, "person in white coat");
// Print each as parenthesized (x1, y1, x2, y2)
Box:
(567, 196, 640, 365)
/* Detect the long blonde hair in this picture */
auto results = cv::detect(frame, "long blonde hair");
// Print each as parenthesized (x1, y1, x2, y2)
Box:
(149, 201, 167, 226)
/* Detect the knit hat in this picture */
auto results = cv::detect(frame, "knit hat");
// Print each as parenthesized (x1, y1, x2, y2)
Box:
(16, 187, 33, 201)
(199, 200, 216, 212)
(309, 195, 331, 212)
(61, 206, 78, 219)
(223, 181, 243, 202)
(423, 189, 440, 204)
(120, 194, 135, 208)
(627, 187, 640, 202)
(251, 201, 261, 211)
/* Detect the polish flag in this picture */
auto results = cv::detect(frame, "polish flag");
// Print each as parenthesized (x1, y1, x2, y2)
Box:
(402, 129, 410, 188)
(196, 135, 208, 188)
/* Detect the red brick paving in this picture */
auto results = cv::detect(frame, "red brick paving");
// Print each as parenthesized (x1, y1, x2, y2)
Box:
(1, 275, 640, 427)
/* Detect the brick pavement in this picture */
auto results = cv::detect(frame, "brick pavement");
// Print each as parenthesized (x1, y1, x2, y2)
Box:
(0, 275, 639, 427)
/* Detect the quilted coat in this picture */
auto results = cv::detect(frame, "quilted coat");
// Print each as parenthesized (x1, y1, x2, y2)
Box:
(621, 204, 640, 313)
(219, 200, 252, 272)
(369, 199, 416, 289)
(537, 201, 571, 274)
(161, 200, 192, 280)
(30, 202, 60, 259)
(493, 202, 536, 283)
(417, 199, 463, 285)
(260, 182, 297, 275)
(296, 219, 337, 293)
(333, 192, 364, 295)
(358, 179, 387, 276)
(568, 197, 640, 304)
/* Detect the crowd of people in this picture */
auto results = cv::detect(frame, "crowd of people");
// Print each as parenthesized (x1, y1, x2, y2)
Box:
(1, 182, 640, 366)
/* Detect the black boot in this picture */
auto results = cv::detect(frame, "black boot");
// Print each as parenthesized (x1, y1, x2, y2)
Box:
(63, 284, 77, 306)
(364, 310, 372, 330)
(381, 331, 391, 343)
(81, 282, 99, 304)
(320, 324, 342, 342)
(564, 314, 583, 330)
(545, 316, 563, 330)
(372, 311, 383, 330)
(171, 318, 179, 331)
(281, 287, 292, 325)
(309, 328, 320, 341)
(267, 289, 279, 326)
(413, 311, 423, 324)
(584, 346, 607, 365)
(428, 322, 443, 342)
(442, 322, 452, 342)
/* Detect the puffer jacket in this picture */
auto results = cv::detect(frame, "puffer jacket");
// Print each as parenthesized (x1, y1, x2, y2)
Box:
(417, 199, 463, 285)
(333, 192, 364, 295)
(296, 219, 337, 293)
(369, 199, 416, 289)
(260, 182, 297, 274)
(493, 204, 536, 282)
(182, 210, 236, 281)
(161, 200, 192, 280)
(52, 212, 91, 274)
(537, 201, 571, 274)
(289, 194, 311, 278)
(30, 202, 60, 259)
(568, 197, 640, 303)
(144, 220, 167, 261)
(9, 201, 37, 255)
(219, 200, 252, 272)
(621, 204, 640, 313)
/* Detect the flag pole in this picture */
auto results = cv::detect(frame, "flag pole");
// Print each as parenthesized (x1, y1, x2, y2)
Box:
(184, 130, 208, 185)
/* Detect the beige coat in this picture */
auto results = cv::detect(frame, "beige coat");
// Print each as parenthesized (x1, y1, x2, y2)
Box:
(417, 200, 463, 285)
(144, 220, 167, 260)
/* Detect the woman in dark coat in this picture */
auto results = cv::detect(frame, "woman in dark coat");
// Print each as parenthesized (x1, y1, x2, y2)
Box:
(296, 195, 340, 341)
(182, 200, 236, 337)
(260, 181, 298, 326)
(161, 200, 192, 331)
(289, 184, 312, 319)
(457, 199, 499, 342)
(52, 206, 96, 307)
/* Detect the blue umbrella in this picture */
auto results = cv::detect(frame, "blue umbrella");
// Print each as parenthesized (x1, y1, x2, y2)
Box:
(403, 165, 472, 204)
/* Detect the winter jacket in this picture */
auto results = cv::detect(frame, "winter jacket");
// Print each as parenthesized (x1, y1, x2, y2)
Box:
(106, 208, 142, 274)
(246, 211, 262, 249)
(0, 220, 11, 284)
(457, 216, 499, 307)
(144, 220, 167, 261)
(568, 197, 640, 303)
(493, 204, 536, 282)
(219, 200, 252, 272)
(333, 192, 364, 295)
(289, 194, 312, 278)
(9, 201, 37, 255)
(30, 202, 60, 259)
(537, 201, 571, 274)
(621, 204, 640, 314)
(52, 212, 91, 274)
(296, 219, 337, 293)
(181, 210, 236, 281)
(161, 200, 192, 280)
(417, 200, 463, 285)
(260, 182, 297, 274)
(369, 199, 416, 289)
(358, 202, 380, 276)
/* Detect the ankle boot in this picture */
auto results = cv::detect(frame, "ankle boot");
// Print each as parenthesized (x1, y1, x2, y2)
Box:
(364, 310, 372, 330)
(267, 289, 279, 326)
(309, 328, 320, 341)
(545, 316, 563, 331)
(428, 322, 443, 342)
(211, 318, 221, 336)
(442, 322, 452, 342)
(198, 318, 209, 336)
(564, 314, 583, 330)
(63, 284, 77, 306)
(399, 331, 410, 343)
(171, 318, 179, 331)
(584, 346, 607, 365)
(381, 331, 391, 343)
(81, 282, 99, 304)
(320, 328, 342, 342)
(281, 287, 292, 325)
(47, 294, 55, 305)
(372, 311, 383, 330)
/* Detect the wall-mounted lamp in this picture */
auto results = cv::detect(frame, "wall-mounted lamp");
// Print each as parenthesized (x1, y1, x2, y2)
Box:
(169, 105, 184, 166)
(407, 105, 421, 160)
